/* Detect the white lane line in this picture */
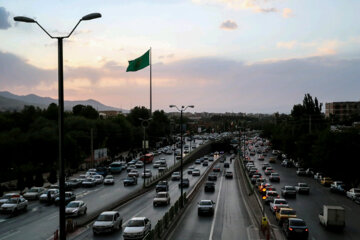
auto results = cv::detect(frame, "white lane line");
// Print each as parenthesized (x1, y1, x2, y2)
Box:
(209, 170, 224, 240)
(0, 219, 6, 223)
(0, 230, 20, 240)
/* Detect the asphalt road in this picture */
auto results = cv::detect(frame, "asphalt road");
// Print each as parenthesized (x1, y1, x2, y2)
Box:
(248, 149, 360, 240)
(169, 155, 259, 240)
(0, 139, 204, 240)
(69, 152, 218, 240)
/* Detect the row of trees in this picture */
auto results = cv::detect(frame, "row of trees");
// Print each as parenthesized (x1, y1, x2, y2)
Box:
(261, 94, 360, 187)
(0, 104, 171, 184)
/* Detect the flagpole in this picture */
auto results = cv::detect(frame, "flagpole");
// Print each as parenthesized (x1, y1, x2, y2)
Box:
(150, 47, 152, 116)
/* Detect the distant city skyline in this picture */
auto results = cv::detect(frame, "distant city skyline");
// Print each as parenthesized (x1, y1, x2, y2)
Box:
(1, 0, 359, 113)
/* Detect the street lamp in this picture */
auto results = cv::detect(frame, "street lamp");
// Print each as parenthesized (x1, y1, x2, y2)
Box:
(14, 13, 101, 240)
(139, 117, 152, 188)
(169, 105, 194, 207)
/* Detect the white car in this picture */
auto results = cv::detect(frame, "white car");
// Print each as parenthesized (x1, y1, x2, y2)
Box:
(104, 175, 115, 185)
(93, 175, 104, 184)
(128, 170, 139, 178)
(346, 188, 360, 200)
(23, 187, 45, 200)
(142, 169, 152, 178)
(192, 169, 201, 176)
(153, 192, 170, 207)
(93, 211, 123, 234)
(153, 160, 161, 168)
(123, 217, 151, 240)
(0, 193, 20, 206)
(171, 172, 181, 180)
(39, 189, 59, 203)
(269, 199, 289, 213)
(0, 196, 28, 214)
(65, 200, 87, 217)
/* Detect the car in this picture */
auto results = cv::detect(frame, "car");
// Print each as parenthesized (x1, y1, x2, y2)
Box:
(66, 179, 82, 189)
(314, 172, 324, 181)
(203, 161, 209, 167)
(123, 217, 151, 240)
(258, 155, 265, 161)
(321, 177, 333, 187)
(276, 208, 297, 226)
(270, 199, 289, 213)
(355, 196, 360, 205)
(65, 200, 87, 217)
(282, 218, 309, 239)
(208, 173, 218, 181)
(270, 173, 280, 182)
(179, 178, 190, 188)
(296, 168, 307, 176)
(153, 160, 161, 168)
(187, 166, 195, 174)
(156, 181, 169, 192)
(281, 186, 297, 198)
(153, 192, 170, 206)
(0, 195, 28, 214)
(171, 172, 181, 180)
(128, 170, 139, 178)
(295, 183, 310, 194)
(104, 175, 115, 185)
(82, 178, 96, 187)
(346, 188, 360, 200)
(225, 171, 233, 179)
(305, 168, 314, 176)
(54, 192, 76, 205)
(141, 169, 152, 178)
(204, 182, 215, 192)
(330, 181, 346, 195)
(39, 189, 59, 203)
(23, 187, 45, 200)
(219, 157, 226, 163)
(195, 159, 201, 164)
(255, 178, 266, 187)
(93, 211, 123, 235)
(269, 157, 276, 163)
(248, 170, 259, 178)
(93, 175, 104, 184)
(135, 161, 144, 168)
(198, 200, 215, 216)
(264, 191, 280, 204)
(192, 169, 200, 176)
(224, 162, 230, 168)
(0, 193, 20, 206)
(251, 174, 261, 184)
(159, 161, 167, 168)
(159, 166, 166, 172)
(262, 163, 271, 170)
(264, 167, 274, 175)
(127, 164, 136, 172)
(124, 176, 138, 186)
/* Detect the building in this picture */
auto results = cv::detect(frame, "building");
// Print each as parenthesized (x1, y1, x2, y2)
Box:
(325, 101, 360, 120)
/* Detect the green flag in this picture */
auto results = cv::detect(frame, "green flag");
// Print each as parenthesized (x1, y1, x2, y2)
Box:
(126, 50, 150, 72)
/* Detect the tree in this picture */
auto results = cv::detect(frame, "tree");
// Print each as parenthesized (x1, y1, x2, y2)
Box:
(17, 174, 25, 191)
(72, 105, 99, 119)
(47, 169, 58, 184)
(25, 173, 34, 188)
(34, 172, 44, 187)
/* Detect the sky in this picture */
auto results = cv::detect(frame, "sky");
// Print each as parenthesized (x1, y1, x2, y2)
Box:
(0, 0, 360, 113)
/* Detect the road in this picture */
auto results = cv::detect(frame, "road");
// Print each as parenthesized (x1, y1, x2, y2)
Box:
(0, 139, 204, 240)
(248, 147, 360, 240)
(169, 155, 259, 240)
(70, 152, 218, 239)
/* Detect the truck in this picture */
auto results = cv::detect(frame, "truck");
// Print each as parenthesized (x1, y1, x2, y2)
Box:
(319, 205, 345, 230)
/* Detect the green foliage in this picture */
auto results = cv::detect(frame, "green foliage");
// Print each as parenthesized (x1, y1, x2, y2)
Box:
(47, 169, 57, 184)
(163, 212, 169, 229)
(174, 200, 179, 214)
(155, 219, 163, 238)
(72, 105, 99, 119)
(169, 206, 175, 221)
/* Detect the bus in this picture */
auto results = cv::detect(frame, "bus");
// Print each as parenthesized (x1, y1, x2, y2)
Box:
(109, 161, 123, 174)
(140, 153, 154, 164)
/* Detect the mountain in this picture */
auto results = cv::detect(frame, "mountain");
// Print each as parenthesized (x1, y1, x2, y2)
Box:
(0, 91, 127, 112)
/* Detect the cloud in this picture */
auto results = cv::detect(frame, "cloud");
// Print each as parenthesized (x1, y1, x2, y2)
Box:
(158, 53, 175, 59)
(282, 8, 293, 18)
(275, 40, 340, 56)
(277, 41, 297, 49)
(0, 7, 11, 30)
(1, 50, 360, 113)
(220, 20, 238, 30)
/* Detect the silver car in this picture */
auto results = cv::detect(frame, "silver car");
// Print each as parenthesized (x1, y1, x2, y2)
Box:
(65, 201, 87, 217)
(23, 187, 45, 200)
(123, 217, 151, 240)
(93, 211, 123, 234)
(39, 189, 59, 203)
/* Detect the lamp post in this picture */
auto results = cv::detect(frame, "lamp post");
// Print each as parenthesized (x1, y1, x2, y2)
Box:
(14, 13, 101, 240)
(169, 105, 194, 207)
(139, 118, 152, 188)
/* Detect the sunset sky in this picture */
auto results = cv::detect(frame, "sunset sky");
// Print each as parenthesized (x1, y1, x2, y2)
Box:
(1, 0, 359, 113)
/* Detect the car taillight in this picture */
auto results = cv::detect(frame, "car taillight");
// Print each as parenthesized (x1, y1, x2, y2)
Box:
(305, 228, 308, 232)
(289, 227, 293, 231)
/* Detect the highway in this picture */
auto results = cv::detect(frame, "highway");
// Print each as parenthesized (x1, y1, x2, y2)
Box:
(0, 139, 204, 240)
(169, 155, 259, 240)
(248, 145, 360, 240)
(70, 152, 218, 239)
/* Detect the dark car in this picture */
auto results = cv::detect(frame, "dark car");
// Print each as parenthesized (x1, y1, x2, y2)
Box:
(281, 186, 297, 198)
(54, 192, 76, 205)
(213, 165, 221, 172)
(224, 162, 230, 168)
(251, 174, 261, 184)
(96, 167, 109, 177)
(202, 161, 209, 167)
(66, 179, 82, 189)
(282, 218, 309, 239)
(123, 177, 137, 186)
(204, 182, 215, 192)
(330, 181, 346, 195)
(178, 178, 190, 188)
(208, 173, 217, 181)
(156, 181, 169, 192)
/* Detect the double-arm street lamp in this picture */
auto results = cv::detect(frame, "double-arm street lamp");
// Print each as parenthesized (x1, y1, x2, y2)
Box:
(169, 105, 194, 207)
(139, 117, 152, 188)
(14, 13, 101, 240)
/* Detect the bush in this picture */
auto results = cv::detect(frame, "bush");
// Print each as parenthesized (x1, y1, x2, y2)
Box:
(169, 206, 175, 221)
(163, 212, 169, 229)
(155, 219, 163, 238)
(174, 200, 179, 214)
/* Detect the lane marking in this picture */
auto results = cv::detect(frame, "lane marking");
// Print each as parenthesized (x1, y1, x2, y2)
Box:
(0, 219, 6, 223)
(0, 230, 20, 240)
(209, 169, 224, 240)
